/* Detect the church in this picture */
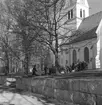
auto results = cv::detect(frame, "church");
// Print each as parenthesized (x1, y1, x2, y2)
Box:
(59, 0, 102, 70)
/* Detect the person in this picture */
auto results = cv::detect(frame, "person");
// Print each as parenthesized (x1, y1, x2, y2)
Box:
(66, 65, 70, 73)
(71, 63, 75, 70)
(44, 66, 47, 75)
(32, 65, 37, 76)
(5, 65, 9, 75)
(48, 66, 52, 75)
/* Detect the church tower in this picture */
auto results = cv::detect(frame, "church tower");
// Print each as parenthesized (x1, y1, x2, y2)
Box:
(63, 0, 89, 30)
(59, 0, 90, 67)
(76, 0, 89, 28)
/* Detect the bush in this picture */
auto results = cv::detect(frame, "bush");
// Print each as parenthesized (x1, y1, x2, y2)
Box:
(66, 61, 88, 73)
(76, 61, 88, 71)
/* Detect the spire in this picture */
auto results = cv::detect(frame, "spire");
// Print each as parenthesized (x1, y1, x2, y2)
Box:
(76, 0, 89, 18)
(77, 0, 89, 8)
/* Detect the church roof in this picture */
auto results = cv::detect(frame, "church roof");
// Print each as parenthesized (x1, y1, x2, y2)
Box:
(78, 11, 102, 33)
(68, 27, 97, 44)
(62, 11, 102, 45)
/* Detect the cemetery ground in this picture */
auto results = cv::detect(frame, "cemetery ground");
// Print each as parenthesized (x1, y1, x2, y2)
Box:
(0, 77, 77, 105)
(0, 69, 102, 105)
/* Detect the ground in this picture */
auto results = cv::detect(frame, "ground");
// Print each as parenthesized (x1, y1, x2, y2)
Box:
(0, 87, 77, 105)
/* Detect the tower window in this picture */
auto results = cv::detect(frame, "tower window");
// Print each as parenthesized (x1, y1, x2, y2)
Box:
(83, 10, 85, 18)
(80, 9, 82, 18)
(71, 9, 73, 18)
(80, 9, 85, 18)
(68, 9, 73, 20)
(68, 11, 70, 19)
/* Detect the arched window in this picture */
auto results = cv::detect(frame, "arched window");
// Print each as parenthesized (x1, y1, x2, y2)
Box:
(80, 9, 82, 18)
(83, 10, 85, 18)
(73, 49, 77, 64)
(84, 47, 89, 63)
(68, 9, 73, 19)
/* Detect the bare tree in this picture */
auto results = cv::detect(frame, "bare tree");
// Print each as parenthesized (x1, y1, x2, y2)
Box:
(1, 0, 51, 74)
(0, 2, 13, 74)
(29, 0, 76, 73)
(0, 0, 77, 74)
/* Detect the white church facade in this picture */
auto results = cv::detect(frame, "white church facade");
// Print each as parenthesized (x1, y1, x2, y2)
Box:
(59, 0, 102, 70)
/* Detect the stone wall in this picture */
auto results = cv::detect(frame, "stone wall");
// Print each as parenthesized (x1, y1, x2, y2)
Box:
(16, 76, 102, 105)
(0, 75, 7, 85)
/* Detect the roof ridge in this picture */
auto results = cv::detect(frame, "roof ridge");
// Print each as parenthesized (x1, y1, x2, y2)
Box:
(83, 11, 102, 21)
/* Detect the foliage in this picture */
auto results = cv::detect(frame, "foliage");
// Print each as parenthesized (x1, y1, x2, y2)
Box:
(76, 61, 88, 71)
(66, 61, 88, 73)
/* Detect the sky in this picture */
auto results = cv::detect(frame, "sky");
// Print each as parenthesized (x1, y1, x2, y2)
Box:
(88, 0, 102, 15)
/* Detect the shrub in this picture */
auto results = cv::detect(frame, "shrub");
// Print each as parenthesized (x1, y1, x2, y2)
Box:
(66, 61, 88, 73)
(75, 61, 88, 71)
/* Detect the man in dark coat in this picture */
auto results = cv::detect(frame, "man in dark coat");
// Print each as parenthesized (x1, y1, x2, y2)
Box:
(44, 66, 47, 75)
(32, 65, 37, 76)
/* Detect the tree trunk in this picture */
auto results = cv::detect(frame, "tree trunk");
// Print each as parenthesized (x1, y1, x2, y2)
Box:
(24, 53, 29, 75)
(5, 52, 9, 75)
(54, 1, 59, 74)
(55, 34, 59, 73)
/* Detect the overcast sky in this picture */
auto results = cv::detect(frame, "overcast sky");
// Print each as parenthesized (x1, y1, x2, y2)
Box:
(88, 0, 102, 15)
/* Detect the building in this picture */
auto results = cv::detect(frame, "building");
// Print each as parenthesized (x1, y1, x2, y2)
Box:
(60, 0, 102, 69)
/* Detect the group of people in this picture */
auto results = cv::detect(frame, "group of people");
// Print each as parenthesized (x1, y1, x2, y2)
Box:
(44, 65, 56, 75)
(32, 61, 88, 76)
(32, 65, 56, 76)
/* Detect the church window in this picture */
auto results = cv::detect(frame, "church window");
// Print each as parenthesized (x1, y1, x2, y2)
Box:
(73, 49, 77, 64)
(68, 9, 73, 20)
(71, 9, 73, 18)
(68, 11, 70, 19)
(83, 10, 85, 18)
(84, 47, 89, 63)
(80, 9, 82, 18)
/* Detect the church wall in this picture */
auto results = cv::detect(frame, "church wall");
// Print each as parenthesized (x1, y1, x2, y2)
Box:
(95, 39, 100, 68)
(60, 38, 97, 69)
(99, 25, 102, 68)
(79, 46, 84, 61)
(62, 54, 66, 67)
(76, 18, 82, 29)
(71, 39, 97, 69)
(92, 43, 97, 69)
(77, 39, 96, 69)
(70, 49, 73, 65)
(59, 51, 63, 67)
(59, 45, 71, 67)
(96, 20, 102, 69)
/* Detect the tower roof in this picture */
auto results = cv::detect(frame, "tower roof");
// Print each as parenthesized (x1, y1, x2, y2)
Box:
(77, 0, 89, 7)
